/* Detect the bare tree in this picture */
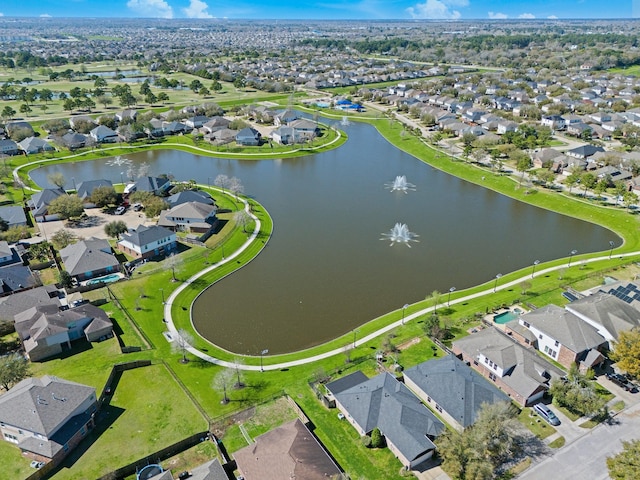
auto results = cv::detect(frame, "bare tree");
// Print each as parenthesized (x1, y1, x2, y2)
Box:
(214, 174, 230, 192)
(165, 253, 182, 282)
(171, 329, 193, 364)
(47, 172, 66, 188)
(228, 176, 244, 200)
(212, 368, 234, 404)
(234, 209, 251, 233)
(232, 357, 245, 389)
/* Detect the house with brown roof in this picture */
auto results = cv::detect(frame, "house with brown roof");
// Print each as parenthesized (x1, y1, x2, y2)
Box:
(234, 418, 341, 480)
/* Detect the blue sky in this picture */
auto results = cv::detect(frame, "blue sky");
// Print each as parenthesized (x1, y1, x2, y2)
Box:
(1, 0, 637, 20)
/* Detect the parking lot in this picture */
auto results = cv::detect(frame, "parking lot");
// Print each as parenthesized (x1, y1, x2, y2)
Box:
(29, 206, 155, 243)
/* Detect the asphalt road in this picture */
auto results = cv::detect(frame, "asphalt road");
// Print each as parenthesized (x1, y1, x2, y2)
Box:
(518, 400, 640, 480)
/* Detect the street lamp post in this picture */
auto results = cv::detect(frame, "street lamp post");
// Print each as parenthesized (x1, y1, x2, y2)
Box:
(609, 241, 615, 259)
(260, 349, 269, 372)
(353, 330, 358, 349)
(448, 287, 456, 307)
(120, 172, 124, 185)
(493, 274, 502, 293)
(531, 260, 540, 279)
(568, 249, 578, 267)
(401, 304, 409, 325)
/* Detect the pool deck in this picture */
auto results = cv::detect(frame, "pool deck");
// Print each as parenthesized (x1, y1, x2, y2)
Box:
(486, 305, 529, 330)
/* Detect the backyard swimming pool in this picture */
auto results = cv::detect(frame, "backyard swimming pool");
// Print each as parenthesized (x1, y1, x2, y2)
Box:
(493, 308, 524, 324)
(86, 273, 121, 285)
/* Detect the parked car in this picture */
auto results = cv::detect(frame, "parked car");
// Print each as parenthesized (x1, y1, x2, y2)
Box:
(606, 373, 637, 392)
(533, 403, 561, 426)
(30, 461, 44, 469)
(114, 205, 126, 215)
(132, 202, 143, 211)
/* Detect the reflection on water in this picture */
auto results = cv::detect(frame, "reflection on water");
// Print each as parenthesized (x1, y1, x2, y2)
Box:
(30, 123, 618, 354)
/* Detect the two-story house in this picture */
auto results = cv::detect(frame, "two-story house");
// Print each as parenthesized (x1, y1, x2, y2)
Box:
(0, 375, 97, 463)
(117, 224, 176, 260)
(157, 201, 218, 235)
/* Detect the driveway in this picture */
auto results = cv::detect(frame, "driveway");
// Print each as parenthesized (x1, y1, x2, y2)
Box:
(28, 206, 155, 244)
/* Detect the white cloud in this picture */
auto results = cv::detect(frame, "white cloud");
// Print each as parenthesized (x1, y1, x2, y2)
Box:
(406, 0, 469, 20)
(0, 13, 4, 16)
(547, 15, 558, 19)
(40, 14, 52, 17)
(488, 11, 507, 19)
(183, 0, 213, 18)
(518, 13, 535, 19)
(127, 0, 174, 18)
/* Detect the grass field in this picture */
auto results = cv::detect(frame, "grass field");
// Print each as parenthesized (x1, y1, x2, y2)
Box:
(51, 363, 208, 480)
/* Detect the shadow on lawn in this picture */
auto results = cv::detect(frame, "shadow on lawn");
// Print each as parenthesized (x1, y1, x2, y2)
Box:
(44, 404, 125, 478)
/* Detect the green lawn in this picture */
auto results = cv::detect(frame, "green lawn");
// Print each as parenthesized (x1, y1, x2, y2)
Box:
(51, 363, 208, 480)
(518, 407, 557, 440)
(0, 440, 33, 480)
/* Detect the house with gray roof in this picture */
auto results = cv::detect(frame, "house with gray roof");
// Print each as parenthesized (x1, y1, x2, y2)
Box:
(202, 116, 231, 134)
(18, 136, 55, 155)
(0, 285, 60, 327)
(157, 201, 217, 235)
(235, 127, 261, 146)
(0, 264, 40, 294)
(60, 238, 120, 282)
(117, 224, 176, 260)
(271, 125, 295, 145)
(0, 205, 27, 228)
(15, 303, 113, 361)
(452, 327, 565, 406)
(234, 418, 342, 480)
(565, 292, 640, 345)
(61, 132, 87, 150)
(289, 119, 319, 141)
(0, 375, 97, 462)
(166, 189, 214, 208)
(404, 354, 510, 431)
(76, 179, 114, 203)
(124, 176, 171, 197)
(90, 125, 119, 143)
(504, 305, 606, 370)
(28, 188, 67, 222)
(0, 138, 20, 155)
(327, 371, 444, 468)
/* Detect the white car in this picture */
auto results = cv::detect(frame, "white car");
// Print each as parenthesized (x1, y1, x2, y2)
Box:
(114, 206, 126, 215)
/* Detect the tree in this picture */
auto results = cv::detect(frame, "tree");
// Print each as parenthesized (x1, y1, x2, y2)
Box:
(165, 253, 182, 282)
(234, 210, 251, 233)
(47, 172, 66, 188)
(19, 103, 32, 116)
(172, 328, 194, 363)
(0, 354, 29, 391)
(63, 98, 76, 112)
(48, 195, 85, 220)
(232, 357, 246, 389)
(515, 152, 533, 185)
(142, 196, 169, 218)
(229, 176, 244, 200)
(90, 185, 118, 207)
(104, 220, 128, 239)
(549, 365, 607, 418)
(157, 92, 170, 104)
(623, 191, 638, 210)
(51, 228, 78, 249)
(370, 427, 385, 448)
(212, 368, 234, 404)
(28, 241, 52, 262)
(607, 439, 640, 480)
(57, 270, 74, 289)
(214, 174, 230, 192)
(565, 170, 581, 194)
(610, 329, 640, 378)
(1, 106, 16, 120)
(581, 172, 597, 197)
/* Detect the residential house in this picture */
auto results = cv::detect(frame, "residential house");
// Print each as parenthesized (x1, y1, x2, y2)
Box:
(117, 224, 176, 260)
(202, 116, 231, 134)
(18, 136, 55, 154)
(68, 115, 95, 130)
(125, 176, 171, 197)
(496, 121, 518, 135)
(157, 201, 218, 234)
(59, 238, 120, 282)
(166, 189, 214, 208)
(5, 121, 34, 139)
(61, 132, 87, 150)
(115, 109, 137, 123)
(0, 265, 40, 294)
(504, 305, 606, 370)
(565, 144, 605, 160)
(209, 128, 238, 145)
(0, 205, 27, 228)
(566, 122, 593, 137)
(326, 371, 445, 468)
(452, 327, 565, 406)
(541, 115, 566, 130)
(234, 419, 342, 480)
(75, 179, 114, 206)
(162, 121, 190, 135)
(0, 376, 97, 463)
(533, 148, 563, 169)
(271, 125, 295, 145)
(565, 292, 640, 346)
(0, 285, 60, 327)
(15, 303, 113, 361)
(274, 109, 298, 126)
(0, 139, 20, 156)
(235, 127, 261, 146)
(89, 125, 119, 143)
(28, 188, 67, 222)
(0, 240, 22, 266)
(404, 354, 510, 431)
(184, 115, 210, 129)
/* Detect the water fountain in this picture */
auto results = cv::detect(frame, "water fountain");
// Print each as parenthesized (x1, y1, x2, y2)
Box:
(385, 175, 416, 193)
(105, 155, 132, 168)
(381, 223, 419, 247)
(340, 116, 351, 127)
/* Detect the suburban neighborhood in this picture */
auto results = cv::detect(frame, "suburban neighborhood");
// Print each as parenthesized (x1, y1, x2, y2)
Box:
(0, 14, 639, 480)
